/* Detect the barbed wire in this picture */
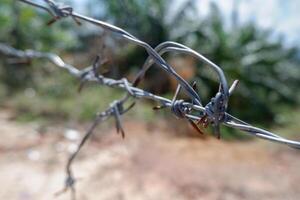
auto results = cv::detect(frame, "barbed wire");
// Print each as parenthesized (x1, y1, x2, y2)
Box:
(1, 0, 299, 199)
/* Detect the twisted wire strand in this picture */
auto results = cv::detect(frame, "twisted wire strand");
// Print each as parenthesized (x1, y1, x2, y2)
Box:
(1, 43, 300, 199)
(19, 0, 203, 106)
(1, 0, 299, 198)
(1, 43, 299, 147)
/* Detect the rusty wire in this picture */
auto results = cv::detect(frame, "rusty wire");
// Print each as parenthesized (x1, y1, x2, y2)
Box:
(0, 0, 299, 198)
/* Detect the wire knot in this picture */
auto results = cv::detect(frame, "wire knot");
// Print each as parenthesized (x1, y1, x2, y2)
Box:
(45, 0, 81, 25)
(204, 92, 227, 124)
(171, 99, 187, 118)
(45, 0, 71, 17)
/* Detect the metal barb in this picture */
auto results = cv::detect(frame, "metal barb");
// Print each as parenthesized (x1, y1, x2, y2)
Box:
(3, 0, 299, 148)
(1, 0, 300, 197)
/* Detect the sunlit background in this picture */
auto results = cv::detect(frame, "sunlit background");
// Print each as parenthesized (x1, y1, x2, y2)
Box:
(0, 0, 299, 199)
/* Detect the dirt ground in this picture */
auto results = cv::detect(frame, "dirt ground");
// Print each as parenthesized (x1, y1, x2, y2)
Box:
(0, 109, 299, 200)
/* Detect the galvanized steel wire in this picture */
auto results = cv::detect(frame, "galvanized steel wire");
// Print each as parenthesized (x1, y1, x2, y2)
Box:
(1, 0, 299, 198)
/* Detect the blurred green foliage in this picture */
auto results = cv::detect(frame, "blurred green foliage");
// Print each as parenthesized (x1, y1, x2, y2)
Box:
(0, 0, 77, 50)
(0, 0, 77, 89)
(92, 0, 198, 84)
(185, 3, 300, 123)
(99, 1, 300, 125)
(5, 69, 123, 122)
(0, 0, 299, 138)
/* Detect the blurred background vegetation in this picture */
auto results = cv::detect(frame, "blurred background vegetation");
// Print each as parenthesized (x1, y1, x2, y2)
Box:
(0, 0, 299, 139)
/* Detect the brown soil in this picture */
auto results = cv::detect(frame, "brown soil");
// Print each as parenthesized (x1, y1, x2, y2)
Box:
(0, 109, 299, 200)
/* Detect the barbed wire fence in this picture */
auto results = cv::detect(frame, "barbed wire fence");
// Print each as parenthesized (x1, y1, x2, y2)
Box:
(0, 0, 299, 199)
